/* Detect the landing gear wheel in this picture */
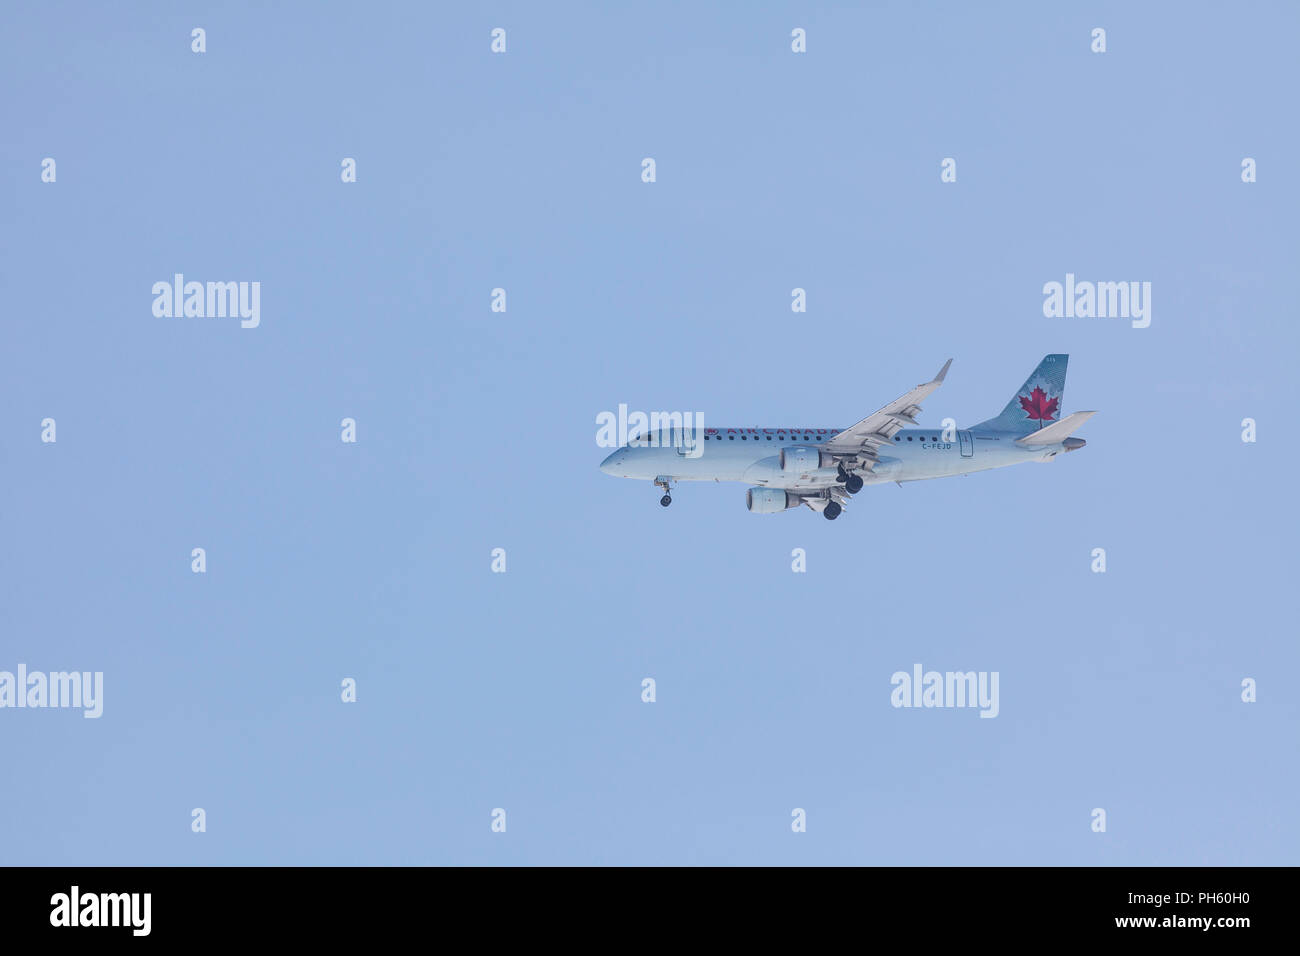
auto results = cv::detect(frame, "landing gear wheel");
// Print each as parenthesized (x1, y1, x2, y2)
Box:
(844, 474, 864, 494)
(824, 501, 842, 520)
(654, 477, 675, 507)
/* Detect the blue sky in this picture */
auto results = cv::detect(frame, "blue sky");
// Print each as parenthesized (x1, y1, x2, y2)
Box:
(2, 1, 1297, 865)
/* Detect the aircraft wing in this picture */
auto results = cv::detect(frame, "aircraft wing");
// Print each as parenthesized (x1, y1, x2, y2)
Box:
(822, 359, 953, 457)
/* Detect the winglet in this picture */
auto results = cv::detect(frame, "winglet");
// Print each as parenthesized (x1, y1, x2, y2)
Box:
(934, 358, 952, 384)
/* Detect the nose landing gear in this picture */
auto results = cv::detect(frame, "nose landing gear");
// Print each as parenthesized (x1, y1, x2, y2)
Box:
(654, 476, 675, 508)
(823, 501, 842, 520)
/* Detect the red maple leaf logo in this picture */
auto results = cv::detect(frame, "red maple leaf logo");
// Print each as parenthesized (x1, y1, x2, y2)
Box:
(1018, 386, 1059, 421)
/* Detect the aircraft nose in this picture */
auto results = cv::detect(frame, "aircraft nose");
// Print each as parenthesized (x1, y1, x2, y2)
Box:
(600, 449, 625, 475)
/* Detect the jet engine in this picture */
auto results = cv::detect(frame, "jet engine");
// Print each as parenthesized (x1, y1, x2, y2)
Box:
(779, 446, 833, 473)
(746, 488, 803, 513)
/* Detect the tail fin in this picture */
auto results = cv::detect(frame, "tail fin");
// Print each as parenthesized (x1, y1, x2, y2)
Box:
(975, 354, 1068, 434)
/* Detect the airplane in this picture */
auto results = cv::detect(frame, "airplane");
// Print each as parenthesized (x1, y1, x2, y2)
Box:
(598, 354, 1095, 520)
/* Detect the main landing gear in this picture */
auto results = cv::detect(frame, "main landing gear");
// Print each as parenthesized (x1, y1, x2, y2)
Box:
(654, 476, 675, 508)
(836, 463, 864, 495)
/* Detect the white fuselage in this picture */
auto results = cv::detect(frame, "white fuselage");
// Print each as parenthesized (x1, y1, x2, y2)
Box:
(599, 427, 1068, 491)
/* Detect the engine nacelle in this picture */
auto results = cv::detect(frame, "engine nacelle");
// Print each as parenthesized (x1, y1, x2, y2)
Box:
(747, 487, 803, 514)
(779, 445, 833, 473)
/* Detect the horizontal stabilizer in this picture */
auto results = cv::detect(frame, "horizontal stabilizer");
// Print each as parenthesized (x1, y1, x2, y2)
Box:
(1016, 411, 1097, 446)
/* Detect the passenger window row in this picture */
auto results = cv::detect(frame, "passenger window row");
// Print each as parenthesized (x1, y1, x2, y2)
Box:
(704, 434, 818, 441)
